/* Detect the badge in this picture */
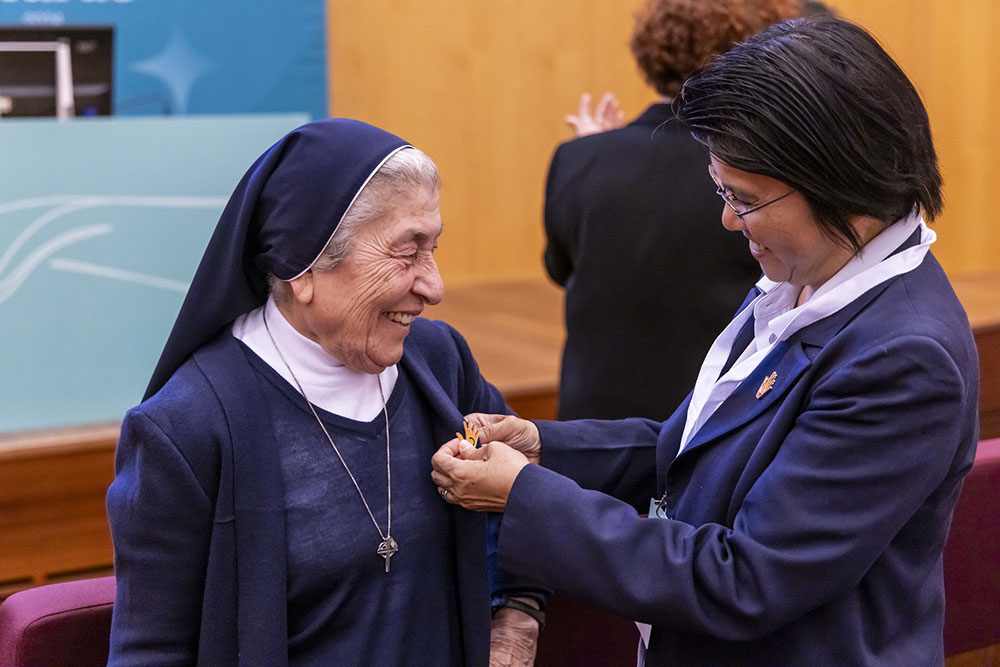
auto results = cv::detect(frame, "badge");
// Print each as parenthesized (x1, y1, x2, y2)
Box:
(457, 420, 481, 447)
(756, 372, 777, 399)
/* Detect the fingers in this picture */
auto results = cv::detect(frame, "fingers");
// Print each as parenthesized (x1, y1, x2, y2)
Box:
(464, 412, 505, 428)
(594, 91, 614, 118)
(430, 441, 521, 512)
(459, 441, 488, 460)
(476, 415, 521, 443)
(565, 92, 600, 137)
(430, 439, 476, 501)
(431, 439, 462, 474)
(595, 91, 625, 131)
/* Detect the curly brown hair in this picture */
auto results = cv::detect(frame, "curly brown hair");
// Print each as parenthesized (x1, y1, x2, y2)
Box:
(630, 0, 803, 97)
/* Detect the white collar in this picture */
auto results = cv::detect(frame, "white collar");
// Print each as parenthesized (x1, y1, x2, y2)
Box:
(753, 211, 926, 342)
(232, 296, 399, 421)
(679, 212, 933, 452)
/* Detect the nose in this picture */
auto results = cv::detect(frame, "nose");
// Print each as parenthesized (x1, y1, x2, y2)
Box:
(414, 256, 444, 306)
(721, 206, 746, 233)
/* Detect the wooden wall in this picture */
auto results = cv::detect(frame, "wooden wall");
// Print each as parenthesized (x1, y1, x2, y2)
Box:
(327, 0, 650, 285)
(327, 0, 1000, 285)
(830, 0, 1000, 275)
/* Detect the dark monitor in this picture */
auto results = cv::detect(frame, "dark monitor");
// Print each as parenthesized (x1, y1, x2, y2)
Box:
(0, 25, 113, 117)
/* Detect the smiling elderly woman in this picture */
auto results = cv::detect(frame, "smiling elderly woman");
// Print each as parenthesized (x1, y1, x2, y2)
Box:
(106, 120, 543, 666)
(432, 18, 979, 667)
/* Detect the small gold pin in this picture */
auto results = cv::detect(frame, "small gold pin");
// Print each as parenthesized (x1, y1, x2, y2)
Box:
(456, 420, 481, 447)
(756, 372, 777, 399)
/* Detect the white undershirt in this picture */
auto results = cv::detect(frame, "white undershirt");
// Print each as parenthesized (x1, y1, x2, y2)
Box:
(232, 296, 399, 421)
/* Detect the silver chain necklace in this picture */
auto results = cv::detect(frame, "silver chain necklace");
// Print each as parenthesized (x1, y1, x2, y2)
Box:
(262, 308, 397, 573)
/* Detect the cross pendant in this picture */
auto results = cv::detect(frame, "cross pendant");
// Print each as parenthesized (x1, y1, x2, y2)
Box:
(377, 536, 398, 572)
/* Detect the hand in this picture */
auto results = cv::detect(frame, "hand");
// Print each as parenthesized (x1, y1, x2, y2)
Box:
(490, 600, 540, 667)
(464, 413, 541, 464)
(564, 91, 625, 137)
(431, 438, 529, 512)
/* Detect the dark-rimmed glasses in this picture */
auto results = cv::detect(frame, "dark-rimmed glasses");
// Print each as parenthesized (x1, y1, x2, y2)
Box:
(707, 165, 794, 218)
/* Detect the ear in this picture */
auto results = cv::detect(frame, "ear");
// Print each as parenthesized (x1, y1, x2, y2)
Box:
(288, 271, 314, 305)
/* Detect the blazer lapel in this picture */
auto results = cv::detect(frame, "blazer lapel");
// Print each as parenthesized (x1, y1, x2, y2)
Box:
(678, 340, 813, 456)
(676, 269, 904, 459)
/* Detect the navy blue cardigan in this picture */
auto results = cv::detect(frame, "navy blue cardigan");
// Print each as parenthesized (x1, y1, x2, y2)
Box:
(107, 319, 509, 666)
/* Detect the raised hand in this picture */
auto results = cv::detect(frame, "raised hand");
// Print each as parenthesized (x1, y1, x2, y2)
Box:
(564, 91, 625, 137)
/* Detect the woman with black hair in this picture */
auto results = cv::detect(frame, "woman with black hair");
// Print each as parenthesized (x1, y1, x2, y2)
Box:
(432, 18, 979, 665)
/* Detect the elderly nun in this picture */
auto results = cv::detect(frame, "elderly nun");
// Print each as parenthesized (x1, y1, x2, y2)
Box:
(106, 119, 543, 666)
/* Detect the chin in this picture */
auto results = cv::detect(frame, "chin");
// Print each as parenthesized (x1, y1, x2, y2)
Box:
(369, 349, 405, 372)
(760, 266, 790, 283)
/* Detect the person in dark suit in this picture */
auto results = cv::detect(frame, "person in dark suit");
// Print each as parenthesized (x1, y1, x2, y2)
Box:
(544, 0, 802, 421)
(433, 18, 979, 665)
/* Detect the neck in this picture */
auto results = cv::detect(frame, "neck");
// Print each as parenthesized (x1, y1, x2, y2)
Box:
(797, 215, 886, 307)
(274, 296, 320, 347)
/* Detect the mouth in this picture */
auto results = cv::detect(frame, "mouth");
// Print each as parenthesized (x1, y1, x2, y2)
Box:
(383, 311, 418, 326)
(748, 239, 767, 258)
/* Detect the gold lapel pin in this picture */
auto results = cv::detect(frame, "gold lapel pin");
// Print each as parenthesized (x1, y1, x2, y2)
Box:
(756, 372, 777, 399)
(456, 420, 481, 447)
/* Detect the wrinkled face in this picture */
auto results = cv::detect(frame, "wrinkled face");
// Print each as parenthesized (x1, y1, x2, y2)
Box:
(710, 156, 857, 297)
(288, 187, 444, 373)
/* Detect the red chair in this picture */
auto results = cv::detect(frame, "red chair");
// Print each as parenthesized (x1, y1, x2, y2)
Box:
(0, 575, 115, 667)
(536, 593, 638, 667)
(944, 437, 1000, 660)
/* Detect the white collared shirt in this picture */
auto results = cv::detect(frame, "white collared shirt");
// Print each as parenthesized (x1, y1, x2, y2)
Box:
(678, 212, 933, 453)
(232, 296, 398, 421)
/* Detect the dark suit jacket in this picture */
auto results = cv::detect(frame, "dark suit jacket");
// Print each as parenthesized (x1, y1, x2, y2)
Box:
(544, 104, 762, 420)
(499, 251, 979, 665)
(107, 319, 510, 666)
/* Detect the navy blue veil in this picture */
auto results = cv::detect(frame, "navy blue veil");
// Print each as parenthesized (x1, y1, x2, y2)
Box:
(144, 119, 410, 399)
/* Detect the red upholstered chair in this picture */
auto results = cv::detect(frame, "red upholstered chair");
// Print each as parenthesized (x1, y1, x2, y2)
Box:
(0, 575, 115, 667)
(536, 593, 638, 667)
(944, 437, 1000, 662)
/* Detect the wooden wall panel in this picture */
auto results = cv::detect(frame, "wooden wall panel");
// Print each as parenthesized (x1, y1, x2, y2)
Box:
(830, 0, 1000, 275)
(328, 0, 1000, 283)
(327, 0, 650, 285)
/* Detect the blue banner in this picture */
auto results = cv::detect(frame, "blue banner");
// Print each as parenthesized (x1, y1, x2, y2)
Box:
(0, 1, 327, 118)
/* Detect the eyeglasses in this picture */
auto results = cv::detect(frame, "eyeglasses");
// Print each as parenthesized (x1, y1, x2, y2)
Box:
(707, 165, 794, 218)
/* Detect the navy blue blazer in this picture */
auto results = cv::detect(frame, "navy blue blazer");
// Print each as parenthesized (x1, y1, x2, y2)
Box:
(107, 319, 512, 666)
(499, 251, 979, 665)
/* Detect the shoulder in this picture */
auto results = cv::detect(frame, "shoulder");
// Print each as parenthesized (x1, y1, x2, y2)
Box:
(546, 121, 702, 201)
(403, 317, 472, 368)
(812, 256, 978, 400)
(552, 122, 670, 160)
(124, 336, 240, 482)
(138, 335, 238, 429)
(402, 317, 498, 407)
(858, 254, 974, 357)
